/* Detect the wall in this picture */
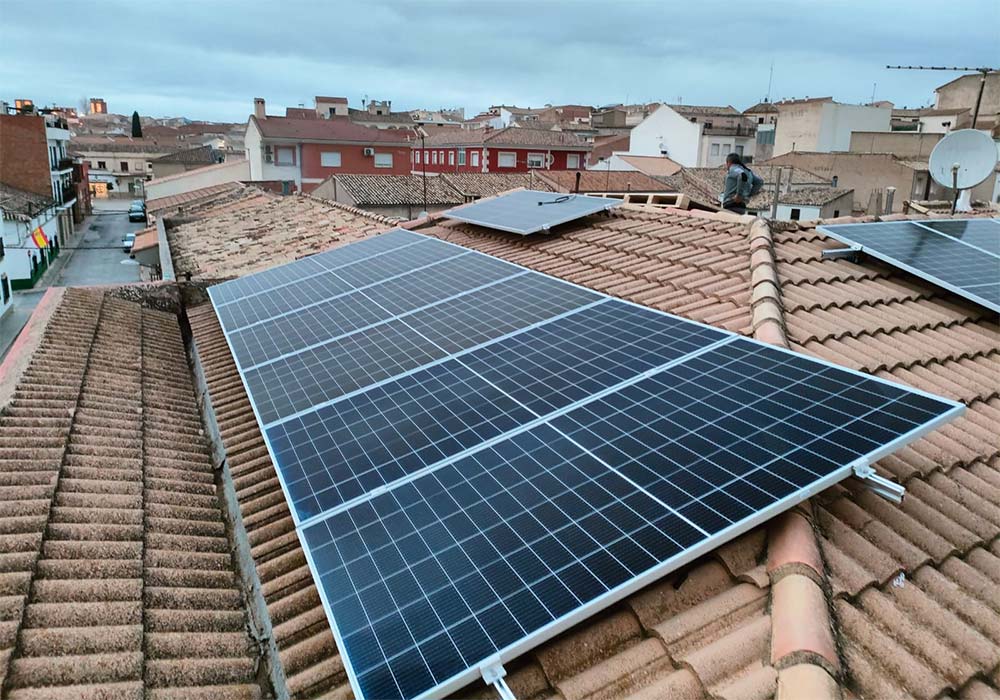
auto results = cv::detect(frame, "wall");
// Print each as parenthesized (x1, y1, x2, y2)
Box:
(145, 160, 250, 201)
(918, 114, 961, 133)
(774, 101, 826, 156)
(0, 210, 60, 285)
(765, 152, 917, 213)
(816, 103, 892, 152)
(935, 72, 1000, 114)
(849, 131, 942, 158)
(628, 106, 701, 166)
(0, 115, 50, 196)
(300, 142, 411, 187)
(0, 247, 11, 321)
(774, 203, 821, 221)
(698, 134, 756, 167)
(414, 147, 588, 174)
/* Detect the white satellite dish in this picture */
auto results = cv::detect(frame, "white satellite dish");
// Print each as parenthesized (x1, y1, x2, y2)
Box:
(928, 129, 998, 212)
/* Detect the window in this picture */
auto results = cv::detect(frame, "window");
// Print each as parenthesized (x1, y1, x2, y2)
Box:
(498, 152, 516, 168)
(1, 274, 8, 305)
(320, 151, 342, 167)
(415, 150, 421, 164)
(458, 149, 466, 166)
(833, 210, 840, 218)
(735, 145, 744, 157)
(374, 153, 393, 168)
(471, 151, 480, 167)
(790, 208, 801, 221)
(704, 121, 713, 129)
(758, 117, 765, 124)
(527, 153, 545, 168)
(438, 150, 444, 163)
(710, 143, 720, 156)
(448, 151, 455, 165)
(431, 151, 438, 165)
(120, 161, 129, 172)
(831, 176, 838, 187)
(566, 153, 580, 169)
(275, 147, 295, 165)
(97, 160, 106, 169)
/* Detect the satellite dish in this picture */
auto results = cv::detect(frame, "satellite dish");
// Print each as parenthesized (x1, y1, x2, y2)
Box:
(929, 129, 998, 190)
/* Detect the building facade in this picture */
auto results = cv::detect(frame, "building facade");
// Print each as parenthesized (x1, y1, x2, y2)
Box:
(70, 136, 178, 198)
(413, 127, 590, 174)
(245, 99, 414, 192)
(772, 98, 892, 156)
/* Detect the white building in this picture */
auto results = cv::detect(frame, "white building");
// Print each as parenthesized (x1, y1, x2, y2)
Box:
(0, 183, 62, 288)
(592, 104, 757, 168)
(773, 98, 891, 156)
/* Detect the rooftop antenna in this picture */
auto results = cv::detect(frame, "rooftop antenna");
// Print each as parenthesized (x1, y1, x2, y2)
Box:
(886, 66, 998, 126)
(870, 82, 877, 105)
(766, 61, 774, 101)
(927, 128, 998, 213)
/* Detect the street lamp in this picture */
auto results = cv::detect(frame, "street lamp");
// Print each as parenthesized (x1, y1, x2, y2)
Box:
(415, 122, 428, 218)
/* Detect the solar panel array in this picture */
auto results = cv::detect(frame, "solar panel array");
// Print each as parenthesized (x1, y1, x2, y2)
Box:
(818, 218, 1000, 313)
(442, 189, 622, 235)
(208, 228, 962, 700)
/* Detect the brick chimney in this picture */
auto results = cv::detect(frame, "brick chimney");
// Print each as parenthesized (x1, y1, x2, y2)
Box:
(254, 98, 266, 120)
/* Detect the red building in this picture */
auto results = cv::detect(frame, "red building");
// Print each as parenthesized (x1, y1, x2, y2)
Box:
(413, 127, 590, 174)
(246, 100, 414, 192)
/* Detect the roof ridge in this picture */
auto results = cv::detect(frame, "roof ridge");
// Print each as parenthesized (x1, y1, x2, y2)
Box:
(295, 191, 401, 225)
(750, 218, 842, 697)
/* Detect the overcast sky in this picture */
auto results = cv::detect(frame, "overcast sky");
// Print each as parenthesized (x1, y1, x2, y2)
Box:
(2, 0, 997, 122)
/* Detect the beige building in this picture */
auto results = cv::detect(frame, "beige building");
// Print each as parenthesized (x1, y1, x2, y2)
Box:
(848, 131, 942, 158)
(935, 71, 1000, 116)
(773, 98, 891, 156)
(70, 136, 179, 197)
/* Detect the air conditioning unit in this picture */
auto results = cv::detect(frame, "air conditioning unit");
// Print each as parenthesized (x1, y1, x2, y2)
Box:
(363, 147, 375, 156)
(264, 145, 273, 163)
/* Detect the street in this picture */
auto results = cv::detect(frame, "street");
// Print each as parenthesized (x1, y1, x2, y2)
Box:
(0, 199, 145, 359)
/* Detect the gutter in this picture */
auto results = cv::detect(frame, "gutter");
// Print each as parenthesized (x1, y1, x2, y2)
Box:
(156, 217, 176, 281)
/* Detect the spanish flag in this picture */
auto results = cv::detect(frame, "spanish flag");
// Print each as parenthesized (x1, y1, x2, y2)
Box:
(31, 226, 48, 249)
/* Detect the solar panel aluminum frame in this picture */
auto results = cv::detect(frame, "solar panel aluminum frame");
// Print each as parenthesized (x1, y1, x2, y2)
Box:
(818, 218, 1000, 314)
(298, 340, 963, 700)
(443, 191, 623, 235)
(209, 228, 965, 700)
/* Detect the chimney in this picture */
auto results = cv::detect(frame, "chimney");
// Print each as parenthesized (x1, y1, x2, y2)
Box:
(254, 98, 266, 120)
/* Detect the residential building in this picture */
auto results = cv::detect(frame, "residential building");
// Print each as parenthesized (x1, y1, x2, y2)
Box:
(533, 169, 682, 195)
(764, 151, 997, 212)
(88, 97, 107, 114)
(434, 172, 555, 201)
(770, 186, 854, 221)
(313, 173, 464, 219)
(744, 100, 780, 161)
(0, 225, 10, 321)
(591, 107, 628, 128)
(589, 133, 632, 164)
(413, 127, 590, 173)
(773, 97, 891, 156)
(620, 104, 756, 168)
(409, 108, 464, 126)
(0, 110, 80, 275)
(245, 98, 414, 191)
(590, 153, 684, 178)
(148, 145, 222, 179)
(315, 95, 349, 118)
(0, 183, 62, 287)
(934, 71, 1000, 115)
(70, 136, 179, 197)
(348, 99, 415, 129)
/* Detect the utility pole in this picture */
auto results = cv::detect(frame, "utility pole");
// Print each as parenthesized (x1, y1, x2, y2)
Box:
(416, 123, 428, 217)
(886, 66, 997, 126)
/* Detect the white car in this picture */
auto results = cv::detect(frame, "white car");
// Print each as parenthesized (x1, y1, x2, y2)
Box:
(122, 232, 136, 253)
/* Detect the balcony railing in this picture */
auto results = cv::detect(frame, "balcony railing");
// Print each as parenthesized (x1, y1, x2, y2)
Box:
(60, 186, 77, 206)
(703, 124, 757, 137)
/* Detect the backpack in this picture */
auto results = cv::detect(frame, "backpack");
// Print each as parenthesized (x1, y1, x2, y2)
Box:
(735, 166, 756, 202)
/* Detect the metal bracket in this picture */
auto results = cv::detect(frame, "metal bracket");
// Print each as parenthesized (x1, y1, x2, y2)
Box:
(822, 245, 864, 262)
(480, 656, 517, 700)
(852, 459, 905, 504)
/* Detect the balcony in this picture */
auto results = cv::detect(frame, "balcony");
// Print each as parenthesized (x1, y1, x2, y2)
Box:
(59, 185, 78, 208)
(703, 124, 757, 137)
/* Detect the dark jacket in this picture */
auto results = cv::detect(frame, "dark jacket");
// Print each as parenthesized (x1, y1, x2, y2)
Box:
(721, 164, 764, 208)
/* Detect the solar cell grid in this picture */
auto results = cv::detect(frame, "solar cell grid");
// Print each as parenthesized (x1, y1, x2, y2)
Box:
(443, 189, 622, 235)
(819, 219, 1000, 313)
(227, 253, 522, 368)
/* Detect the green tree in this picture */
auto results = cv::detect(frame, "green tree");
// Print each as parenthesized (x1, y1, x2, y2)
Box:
(131, 111, 142, 138)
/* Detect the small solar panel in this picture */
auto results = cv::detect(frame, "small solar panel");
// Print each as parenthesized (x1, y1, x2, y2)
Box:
(818, 219, 1000, 313)
(443, 189, 622, 235)
(208, 227, 964, 700)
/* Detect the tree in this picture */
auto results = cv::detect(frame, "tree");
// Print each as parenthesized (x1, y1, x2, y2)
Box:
(131, 111, 142, 138)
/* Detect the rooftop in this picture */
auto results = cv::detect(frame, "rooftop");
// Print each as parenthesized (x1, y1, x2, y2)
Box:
(151, 144, 218, 165)
(145, 181, 246, 217)
(618, 154, 684, 178)
(778, 185, 854, 207)
(250, 115, 414, 144)
(421, 126, 590, 149)
(0, 182, 56, 220)
(537, 169, 680, 194)
(668, 104, 742, 116)
(329, 174, 464, 206)
(437, 172, 556, 198)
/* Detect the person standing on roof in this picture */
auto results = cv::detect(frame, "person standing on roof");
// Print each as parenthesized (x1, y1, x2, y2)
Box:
(720, 153, 763, 215)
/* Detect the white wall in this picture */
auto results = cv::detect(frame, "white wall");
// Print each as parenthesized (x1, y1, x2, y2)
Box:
(628, 105, 701, 166)
(586, 153, 639, 171)
(774, 203, 822, 221)
(918, 114, 959, 133)
(245, 119, 300, 186)
(0, 211, 59, 281)
(816, 103, 891, 152)
(146, 160, 250, 200)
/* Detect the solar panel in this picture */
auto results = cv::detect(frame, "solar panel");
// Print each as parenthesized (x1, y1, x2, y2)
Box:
(208, 228, 963, 700)
(818, 219, 1000, 313)
(443, 189, 622, 235)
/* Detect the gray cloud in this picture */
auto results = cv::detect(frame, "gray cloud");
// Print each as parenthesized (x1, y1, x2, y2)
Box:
(1, 0, 996, 121)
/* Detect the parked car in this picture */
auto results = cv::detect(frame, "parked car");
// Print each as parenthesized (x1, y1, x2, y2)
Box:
(127, 201, 146, 222)
(122, 232, 137, 253)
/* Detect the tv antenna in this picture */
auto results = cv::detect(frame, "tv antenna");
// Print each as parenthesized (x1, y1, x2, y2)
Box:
(927, 128, 998, 213)
(886, 66, 997, 126)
